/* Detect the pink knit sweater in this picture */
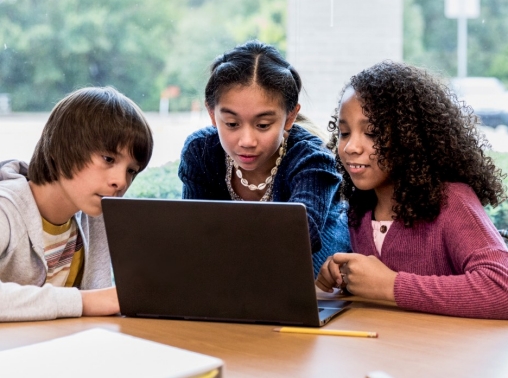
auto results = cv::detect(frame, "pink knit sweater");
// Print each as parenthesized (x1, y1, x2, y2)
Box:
(349, 182, 508, 319)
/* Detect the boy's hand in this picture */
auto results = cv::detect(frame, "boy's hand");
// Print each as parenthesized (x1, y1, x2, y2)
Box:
(81, 287, 120, 316)
(315, 255, 344, 293)
(332, 253, 397, 302)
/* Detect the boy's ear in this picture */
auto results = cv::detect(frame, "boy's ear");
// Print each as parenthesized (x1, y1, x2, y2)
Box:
(284, 103, 301, 131)
(205, 103, 217, 127)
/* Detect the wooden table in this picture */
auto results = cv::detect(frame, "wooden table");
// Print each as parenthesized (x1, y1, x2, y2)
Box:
(1, 295, 507, 378)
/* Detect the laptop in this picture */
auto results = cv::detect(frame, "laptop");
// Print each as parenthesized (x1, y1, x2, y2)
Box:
(102, 198, 350, 327)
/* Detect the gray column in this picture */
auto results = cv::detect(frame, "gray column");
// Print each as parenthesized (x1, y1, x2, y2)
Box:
(287, 0, 403, 129)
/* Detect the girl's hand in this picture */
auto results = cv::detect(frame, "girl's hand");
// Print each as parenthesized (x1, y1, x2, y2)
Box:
(315, 256, 344, 293)
(332, 253, 397, 302)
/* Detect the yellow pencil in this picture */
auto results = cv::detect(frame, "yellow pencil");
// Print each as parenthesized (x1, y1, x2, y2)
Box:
(273, 327, 378, 338)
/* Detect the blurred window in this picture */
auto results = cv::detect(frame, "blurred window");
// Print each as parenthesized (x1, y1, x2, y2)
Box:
(1, 1, 507, 232)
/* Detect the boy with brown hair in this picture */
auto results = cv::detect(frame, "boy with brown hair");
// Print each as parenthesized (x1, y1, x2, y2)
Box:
(0, 87, 153, 322)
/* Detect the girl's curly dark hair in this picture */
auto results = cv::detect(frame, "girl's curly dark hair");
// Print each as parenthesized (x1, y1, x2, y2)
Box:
(327, 61, 506, 228)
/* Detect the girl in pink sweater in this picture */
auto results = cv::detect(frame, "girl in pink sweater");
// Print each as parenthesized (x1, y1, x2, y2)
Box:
(316, 61, 508, 319)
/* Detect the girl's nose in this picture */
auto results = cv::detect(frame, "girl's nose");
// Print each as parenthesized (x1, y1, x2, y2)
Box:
(239, 127, 257, 148)
(344, 135, 363, 155)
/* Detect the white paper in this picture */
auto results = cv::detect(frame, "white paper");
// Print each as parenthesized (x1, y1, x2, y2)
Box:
(0, 328, 223, 378)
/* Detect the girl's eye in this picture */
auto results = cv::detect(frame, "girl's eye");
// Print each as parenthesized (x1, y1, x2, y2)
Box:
(339, 132, 350, 138)
(257, 123, 270, 130)
(103, 155, 115, 163)
(226, 122, 238, 128)
(366, 125, 377, 138)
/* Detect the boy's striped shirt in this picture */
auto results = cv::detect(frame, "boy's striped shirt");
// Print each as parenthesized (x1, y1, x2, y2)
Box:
(42, 217, 84, 287)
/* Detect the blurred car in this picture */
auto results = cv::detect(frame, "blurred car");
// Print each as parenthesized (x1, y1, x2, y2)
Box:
(449, 77, 508, 128)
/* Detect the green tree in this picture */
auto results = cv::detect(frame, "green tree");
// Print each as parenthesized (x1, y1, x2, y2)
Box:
(405, 0, 508, 80)
(403, 0, 426, 66)
(0, 0, 287, 112)
(485, 151, 508, 229)
(468, 1, 508, 80)
(125, 160, 182, 199)
(0, 0, 181, 110)
(162, 0, 287, 111)
(404, 0, 457, 74)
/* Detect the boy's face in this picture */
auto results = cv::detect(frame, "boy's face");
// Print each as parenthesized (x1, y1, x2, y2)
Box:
(57, 147, 140, 217)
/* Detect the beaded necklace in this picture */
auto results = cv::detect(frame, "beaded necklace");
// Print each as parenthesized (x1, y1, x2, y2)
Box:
(225, 137, 287, 202)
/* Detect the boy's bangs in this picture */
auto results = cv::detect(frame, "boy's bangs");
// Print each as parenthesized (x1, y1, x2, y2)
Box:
(28, 86, 153, 184)
(100, 118, 153, 171)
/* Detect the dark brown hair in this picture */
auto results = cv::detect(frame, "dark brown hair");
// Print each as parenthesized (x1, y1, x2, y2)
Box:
(328, 61, 506, 228)
(205, 40, 301, 113)
(29, 86, 153, 184)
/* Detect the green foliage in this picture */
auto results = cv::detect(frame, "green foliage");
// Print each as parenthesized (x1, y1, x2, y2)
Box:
(0, 0, 180, 110)
(485, 151, 508, 230)
(223, 0, 287, 53)
(485, 202, 508, 230)
(0, 0, 287, 112)
(403, 0, 426, 66)
(3, 1, 508, 109)
(404, 0, 508, 79)
(489, 45, 508, 83)
(162, 0, 287, 111)
(125, 160, 182, 199)
(487, 151, 508, 179)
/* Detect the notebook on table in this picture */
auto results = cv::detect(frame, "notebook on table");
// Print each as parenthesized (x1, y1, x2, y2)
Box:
(102, 198, 350, 327)
(0, 328, 223, 378)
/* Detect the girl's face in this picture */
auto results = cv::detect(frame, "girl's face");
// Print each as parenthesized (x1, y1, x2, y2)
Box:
(208, 84, 299, 175)
(337, 87, 391, 195)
